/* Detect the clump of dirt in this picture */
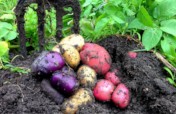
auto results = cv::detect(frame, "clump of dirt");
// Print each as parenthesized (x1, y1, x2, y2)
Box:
(0, 35, 176, 114)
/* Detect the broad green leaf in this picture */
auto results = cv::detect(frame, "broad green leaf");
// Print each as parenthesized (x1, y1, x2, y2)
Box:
(137, 6, 153, 27)
(82, 0, 92, 7)
(83, 5, 93, 17)
(161, 35, 176, 55)
(142, 28, 162, 50)
(128, 18, 148, 30)
(160, 19, 176, 36)
(6, 31, 18, 41)
(95, 18, 109, 33)
(153, 0, 176, 18)
(0, 28, 8, 39)
(0, 22, 12, 29)
(111, 15, 125, 24)
(0, 41, 9, 57)
(0, 14, 14, 20)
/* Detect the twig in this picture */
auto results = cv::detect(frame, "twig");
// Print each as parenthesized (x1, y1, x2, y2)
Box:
(152, 51, 176, 74)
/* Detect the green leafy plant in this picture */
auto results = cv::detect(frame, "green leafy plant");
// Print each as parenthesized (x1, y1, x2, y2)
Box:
(164, 67, 176, 87)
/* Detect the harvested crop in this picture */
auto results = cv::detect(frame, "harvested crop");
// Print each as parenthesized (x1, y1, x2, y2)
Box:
(31, 51, 65, 76)
(59, 44, 80, 69)
(105, 69, 121, 86)
(80, 43, 112, 75)
(41, 79, 64, 104)
(93, 79, 115, 102)
(128, 51, 137, 59)
(59, 34, 85, 51)
(62, 88, 94, 114)
(51, 70, 79, 95)
(77, 65, 97, 88)
(112, 83, 130, 109)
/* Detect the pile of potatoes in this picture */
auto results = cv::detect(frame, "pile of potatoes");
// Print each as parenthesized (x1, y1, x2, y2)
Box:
(32, 34, 130, 114)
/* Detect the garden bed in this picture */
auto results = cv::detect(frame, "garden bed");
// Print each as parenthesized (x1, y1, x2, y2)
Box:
(0, 35, 176, 114)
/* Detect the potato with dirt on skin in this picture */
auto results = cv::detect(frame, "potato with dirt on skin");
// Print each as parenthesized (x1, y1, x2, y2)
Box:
(62, 88, 94, 114)
(59, 44, 80, 69)
(80, 43, 112, 75)
(77, 65, 97, 88)
(59, 34, 85, 51)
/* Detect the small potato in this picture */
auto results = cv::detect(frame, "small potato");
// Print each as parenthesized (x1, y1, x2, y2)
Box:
(77, 65, 97, 88)
(59, 44, 80, 69)
(59, 34, 85, 51)
(62, 88, 94, 114)
(112, 83, 130, 109)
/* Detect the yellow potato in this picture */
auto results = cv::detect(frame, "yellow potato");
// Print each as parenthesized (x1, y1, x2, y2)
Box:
(52, 44, 61, 53)
(59, 44, 80, 69)
(77, 65, 97, 88)
(62, 88, 94, 114)
(59, 34, 85, 51)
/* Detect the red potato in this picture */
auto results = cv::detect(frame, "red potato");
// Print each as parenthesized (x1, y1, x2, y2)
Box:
(80, 43, 112, 75)
(128, 51, 137, 59)
(93, 79, 115, 102)
(105, 70, 121, 86)
(112, 83, 130, 109)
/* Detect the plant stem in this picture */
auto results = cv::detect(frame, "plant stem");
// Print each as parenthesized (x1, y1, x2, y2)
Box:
(153, 51, 176, 74)
(9, 45, 19, 49)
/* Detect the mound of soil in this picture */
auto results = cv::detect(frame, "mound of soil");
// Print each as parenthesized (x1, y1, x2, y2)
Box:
(0, 35, 176, 114)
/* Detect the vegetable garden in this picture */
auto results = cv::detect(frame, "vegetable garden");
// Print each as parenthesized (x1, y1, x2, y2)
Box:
(0, 0, 176, 114)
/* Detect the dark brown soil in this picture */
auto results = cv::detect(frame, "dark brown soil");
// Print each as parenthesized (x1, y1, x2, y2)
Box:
(0, 35, 176, 114)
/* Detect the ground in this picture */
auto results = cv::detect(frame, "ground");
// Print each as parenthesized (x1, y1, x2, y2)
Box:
(0, 35, 176, 114)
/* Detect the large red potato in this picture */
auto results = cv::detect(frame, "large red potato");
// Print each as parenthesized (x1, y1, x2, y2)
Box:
(80, 43, 112, 75)
(111, 83, 130, 109)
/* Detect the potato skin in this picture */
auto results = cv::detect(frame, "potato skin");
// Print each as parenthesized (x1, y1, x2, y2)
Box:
(77, 65, 97, 88)
(62, 88, 94, 114)
(59, 44, 80, 69)
(93, 79, 115, 102)
(59, 34, 85, 51)
(111, 83, 130, 109)
(80, 43, 112, 75)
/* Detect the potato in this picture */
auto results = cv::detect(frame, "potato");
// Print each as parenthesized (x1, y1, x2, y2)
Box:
(62, 88, 94, 114)
(59, 44, 80, 69)
(52, 44, 61, 53)
(59, 34, 85, 51)
(93, 79, 115, 102)
(77, 65, 97, 88)
(112, 83, 130, 109)
(80, 43, 112, 75)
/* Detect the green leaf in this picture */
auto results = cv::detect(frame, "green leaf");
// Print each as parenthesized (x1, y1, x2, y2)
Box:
(128, 18, 149, 30)
(83, 5, 93, 17)
(142, 28, 162, 50)
(0, 14, 14, 20)
(0, 22, 12, 29)
(6, 31, 18, 41)
(164, 67, 174, 79)
(160, 19, 176, 36)
(153, 0, 176, 18)
(166, 78, 176, 87)
(0, 28, 8, 39)
(95, 18, 109, 33)
(0, 41, 9, 57)
(82, 0, 92, 7)
(137, 6, 153, 27)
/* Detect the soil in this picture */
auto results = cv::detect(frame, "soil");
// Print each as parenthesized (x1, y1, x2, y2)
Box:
(0, 35, 176, 114)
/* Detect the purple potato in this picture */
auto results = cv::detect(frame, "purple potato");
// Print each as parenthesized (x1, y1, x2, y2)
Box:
(61, 66, 77, 77)
(51, 71, 79, 96)
(31, 51, 65, 76)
